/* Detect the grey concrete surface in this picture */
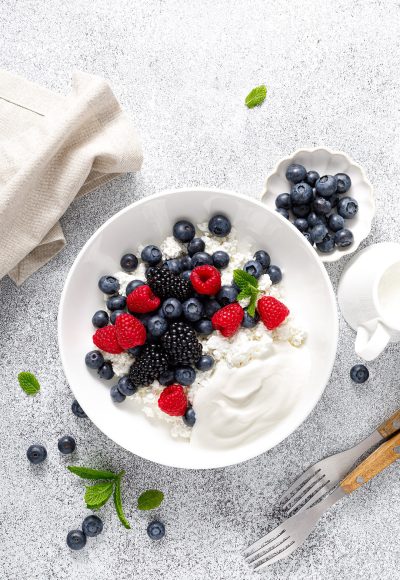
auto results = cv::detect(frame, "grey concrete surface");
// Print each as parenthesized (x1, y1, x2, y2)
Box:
(1, 1, 400, 579)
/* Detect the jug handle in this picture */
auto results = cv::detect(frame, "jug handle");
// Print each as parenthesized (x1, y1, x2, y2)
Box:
(355, 321, 391, 361)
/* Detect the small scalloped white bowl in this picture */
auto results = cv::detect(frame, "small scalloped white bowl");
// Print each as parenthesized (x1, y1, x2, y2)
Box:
(261, 148, 375, 262)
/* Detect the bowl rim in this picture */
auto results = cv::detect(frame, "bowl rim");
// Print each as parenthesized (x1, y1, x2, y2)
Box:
(261, 146, 375, 263)
(58, 187, 338, 469)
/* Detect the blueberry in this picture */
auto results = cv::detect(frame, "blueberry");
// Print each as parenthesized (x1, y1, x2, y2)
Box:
(310, 224, 328, 244)
(329, 192, 340, 207)
(187, 237, 205, 256)
(337, 196, 358, 219)
(181, 270, 191, 281)
(292, 204, 311, 218)
(208, 214, 231, 237)
(71, 399, 87, 418)
(316, 233, 335, 253)
(267, 265, 282, 284)
(307, 212, 325, 227)
(303, 232, 314, 245)
(254, 250, 271, 271)
(120, 253, 138, 272)
(175, 366, 196, 386)
(163, 259, 182, 275)
(243, 260, 263, 279)
(217, 285, 238, 306)
(328, 214, 345, 232)
(159, 369, 175, 386)
(183, 406, 196, 427)
(193, 319, 213, 335)
(141, 245, 162, 266)
(350, 364, 369, 383)
(97, 362, 114, 380)
(67, 529, 86, 550)
(106, 294, 126, 311)
(92, 310, 109, 328)
(203, 298, 221, 318)
(173, 220, 195, 242)
(147, 315, 168, 337)
(180, 255, 192, 271)
(82, 515, 103, 537)
(293, 218, 308, 233)
(58, 435, 76, 455)
(98, 275, 119, 295)
(335, 173, 351, 194)
(313, 197, 332, 215)
(147, 521, 165, 541)
(117, 376, 137, 396)
(137, 313, 152, 327)
(27, 444, 47, 464)
(127, 345, 142, 357)
(212, 251, 230, 269)
(285, 163, 307, 184)
(290, 182, 313, 206)
(242, 310, 260, 328)
(110, 310, 125, 324)
(85, 350, 104, 370)
(306, 170, 320, 187)
(110, 384, 126, 403)
(162, 297, 183, 320)
(191, 252, 213, 268)
(182, 297, 204, 322)
(315, 175, 337, 197)
(125, 279, 145, 296)
(275, 193, 291, 210)
(276, 208, 289, 219)
(334, 228, 354, 248)
(195, 354, 215, 371)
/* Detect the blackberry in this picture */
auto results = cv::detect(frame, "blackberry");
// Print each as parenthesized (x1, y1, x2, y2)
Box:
(161, 322, 202, 366)
(129, 344, 169, 386)
(146, 267, 193, 302)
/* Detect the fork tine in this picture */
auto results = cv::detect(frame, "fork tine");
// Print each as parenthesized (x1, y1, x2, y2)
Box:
(247, 534, 290, 563)
(286, 477, 329, 515)
(279, 467, 321, 504)
(250, 537, 295, 569)
(243, 525, 286, 557)
(281, 471, 324, 510)
(252, 540, 297, 570)
(294, 482, 333, 515)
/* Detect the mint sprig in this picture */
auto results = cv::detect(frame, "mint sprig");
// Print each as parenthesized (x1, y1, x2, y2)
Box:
(137, 489, 164, 511)
(85, 481, 114, 509)
(114, 476, 131, 529)
(18, 372, 40, 396)
(245, 85, 267, 109)
(233, 269, 262, 317)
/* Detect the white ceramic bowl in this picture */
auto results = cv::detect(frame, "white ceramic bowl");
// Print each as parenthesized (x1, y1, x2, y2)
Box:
(261, 148, 375, 262)
(58, 188, 338, 469)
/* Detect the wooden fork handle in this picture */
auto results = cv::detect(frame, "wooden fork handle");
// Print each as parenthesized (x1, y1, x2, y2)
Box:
(377, 408, 400, 438)
(340, 431, 400, 494)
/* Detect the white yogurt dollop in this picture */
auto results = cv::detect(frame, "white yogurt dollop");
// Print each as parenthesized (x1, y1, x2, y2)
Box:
(190, 343, 310, 450)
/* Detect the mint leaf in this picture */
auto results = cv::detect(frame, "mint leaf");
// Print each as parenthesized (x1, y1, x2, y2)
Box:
(67, 466, 117, 481)
(233, 270, 259, 292)
(247, 291, 259, 317)
(113, 476, 131, 529)
(137, 489, 164, 511)
(18, 372, 40, 396)
(245, 85, 267, 109)
(236, 289, 252, 301)
(85, 481, 114, 509)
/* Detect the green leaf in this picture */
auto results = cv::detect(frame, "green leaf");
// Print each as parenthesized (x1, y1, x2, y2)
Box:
(245, 85, 267, 109)
(233, 269, 259, 292)
(17, 372, 40, 396)
(236, 289, 252, 301)
(137, 489, 164, 511)
(113, 477, 131, 529)
(247, 292, 259, 317)
(67, 465, 118, 481)
(84, 481, 114, 509)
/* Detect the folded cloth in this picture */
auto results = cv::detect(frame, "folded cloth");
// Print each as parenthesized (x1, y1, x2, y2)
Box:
(0, 70, 143, 285)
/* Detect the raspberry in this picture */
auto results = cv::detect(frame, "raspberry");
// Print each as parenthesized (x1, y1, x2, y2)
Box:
(211, 303, 244, 338)
(158, 385, 187, 416)
(127, 285, 161, 314)
(190, 265, 221, 295)
(115, 313, 146, 349)
(93, 325, 123, 354)
(257, 296, 289, 330)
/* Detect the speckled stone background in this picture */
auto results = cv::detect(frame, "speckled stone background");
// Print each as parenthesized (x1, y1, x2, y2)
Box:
(1, 1, 400, 578)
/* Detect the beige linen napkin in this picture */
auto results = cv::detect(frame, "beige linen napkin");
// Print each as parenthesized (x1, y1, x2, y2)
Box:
(0, 70, 143, 285)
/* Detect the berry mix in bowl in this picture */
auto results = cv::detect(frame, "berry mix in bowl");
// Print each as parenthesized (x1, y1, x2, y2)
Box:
(58, 188, 338, 468)
(85, 213, 308, 445)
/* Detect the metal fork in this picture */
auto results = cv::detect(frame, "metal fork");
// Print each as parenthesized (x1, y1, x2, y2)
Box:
(279, 407, 400, 515)
(245, 432, 400, 571)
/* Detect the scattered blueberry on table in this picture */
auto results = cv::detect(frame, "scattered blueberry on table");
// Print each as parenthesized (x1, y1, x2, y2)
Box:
(147, 520, 165, 540)
(71, 399, 87, 418)
(58, 435, 76, 455)
(66, 529, 87, 551)
(27, 444, 47, 464)
(350, 364, 369, 383)
(82, 515, 104, 537)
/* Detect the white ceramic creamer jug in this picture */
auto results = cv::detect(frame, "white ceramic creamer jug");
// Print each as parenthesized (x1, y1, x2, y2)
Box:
(338, 242, 400, 361)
